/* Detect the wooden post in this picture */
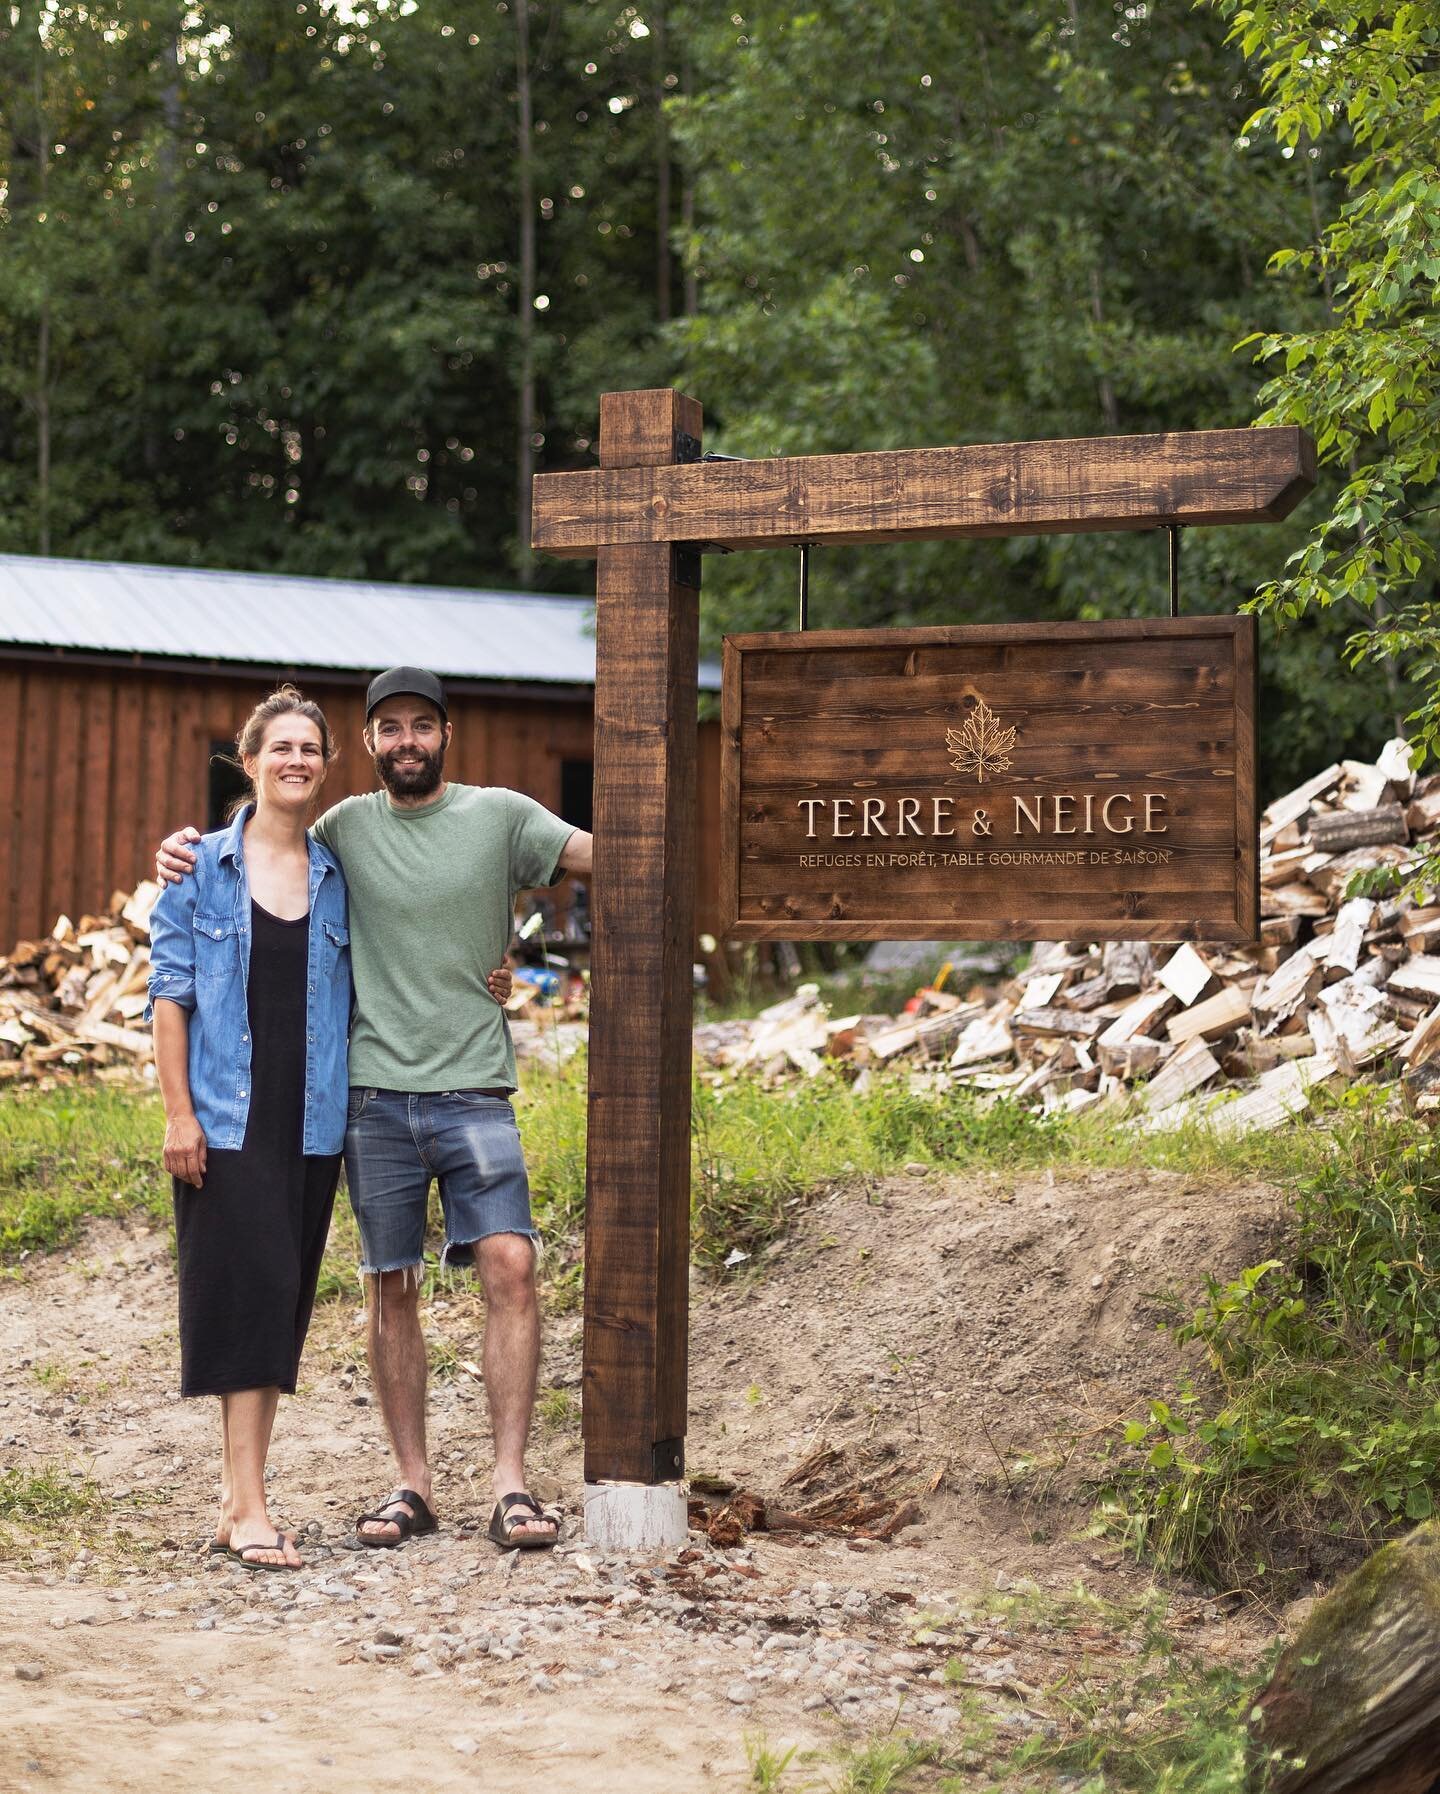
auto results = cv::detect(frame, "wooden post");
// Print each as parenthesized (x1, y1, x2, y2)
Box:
(582, 389, 700, 1501)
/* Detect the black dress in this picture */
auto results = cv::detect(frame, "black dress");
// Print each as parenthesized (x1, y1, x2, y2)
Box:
(173, 902, 341, 1398)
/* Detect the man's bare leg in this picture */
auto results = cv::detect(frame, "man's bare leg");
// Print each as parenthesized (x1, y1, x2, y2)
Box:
(358, 1266, 433, 1541)
(477, 1233, 554, 1543)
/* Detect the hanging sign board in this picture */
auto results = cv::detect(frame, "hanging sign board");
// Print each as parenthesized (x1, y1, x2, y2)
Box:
(719, 617, 1258, 943)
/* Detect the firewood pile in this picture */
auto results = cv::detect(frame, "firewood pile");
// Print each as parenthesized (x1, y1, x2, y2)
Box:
(11, 738, 1440, 1135)
(0, 883, 161, 1082)
(694, 739, 1440, 1138)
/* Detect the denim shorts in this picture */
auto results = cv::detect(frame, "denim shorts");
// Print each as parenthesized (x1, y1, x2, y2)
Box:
(344, 1088, 539, 1276)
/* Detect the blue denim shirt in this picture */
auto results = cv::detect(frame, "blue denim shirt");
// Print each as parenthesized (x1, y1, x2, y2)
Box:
(146, 806, 351, 1155)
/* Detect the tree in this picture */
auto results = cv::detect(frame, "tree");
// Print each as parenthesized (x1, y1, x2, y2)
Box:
(1215, 0, 1440, 757)
(667, 0, 1395, 795)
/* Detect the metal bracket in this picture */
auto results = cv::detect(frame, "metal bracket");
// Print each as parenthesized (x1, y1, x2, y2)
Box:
(651, 1436, 685, 1480)
(1168, 523, 1183, 618)
(674, 430, 702, 465)
(673, 545, 702, 590)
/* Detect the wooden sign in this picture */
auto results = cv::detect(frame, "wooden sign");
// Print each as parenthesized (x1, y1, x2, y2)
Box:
(720, 616, 1258, 943)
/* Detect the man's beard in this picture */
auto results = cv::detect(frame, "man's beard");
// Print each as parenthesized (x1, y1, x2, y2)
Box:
(377, 742, 445, 798)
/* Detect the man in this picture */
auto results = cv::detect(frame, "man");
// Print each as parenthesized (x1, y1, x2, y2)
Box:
(158, 667, 592, 1549)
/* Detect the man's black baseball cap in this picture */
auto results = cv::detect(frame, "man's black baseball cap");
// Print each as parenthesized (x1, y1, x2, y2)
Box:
(365, 666, 448, 721)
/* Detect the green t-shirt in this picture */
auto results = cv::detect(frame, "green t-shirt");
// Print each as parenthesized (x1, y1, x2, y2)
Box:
(312, 782, 574, 1093)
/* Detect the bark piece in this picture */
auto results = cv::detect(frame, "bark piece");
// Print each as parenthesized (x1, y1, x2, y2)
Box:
(1247, 1520, 1440, 1794)
(1100, 939, 1152, 997)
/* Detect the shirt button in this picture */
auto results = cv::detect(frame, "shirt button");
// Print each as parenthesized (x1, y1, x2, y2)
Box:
(239, 1089, 247, 1097)
(214, 927, 222, 937)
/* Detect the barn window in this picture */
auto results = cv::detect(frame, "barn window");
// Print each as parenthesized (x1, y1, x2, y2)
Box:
(560, 757, 593, 833)
(207, 741, 249, 829)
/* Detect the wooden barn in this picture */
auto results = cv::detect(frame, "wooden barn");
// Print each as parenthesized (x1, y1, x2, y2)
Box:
(0, 553, 723, 948)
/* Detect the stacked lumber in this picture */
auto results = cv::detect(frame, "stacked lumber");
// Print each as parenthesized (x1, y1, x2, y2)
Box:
(0, 882, 160, 1082)
(694, 739, 1440, 1138)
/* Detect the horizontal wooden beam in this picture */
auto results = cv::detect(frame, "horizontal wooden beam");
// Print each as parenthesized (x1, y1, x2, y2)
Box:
(532, 424, 1315, 556)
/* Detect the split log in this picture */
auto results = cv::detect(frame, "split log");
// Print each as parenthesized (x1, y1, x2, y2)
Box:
(1337, 759, 1391, 813)
(1139, 1036, 1221, 1112)
(1098, 988, 1176, 1047)
(1100, 939, 1152, 997)
(1264, 885, 1334, 920)
(1323, 899, 1377, 977)
(1165, 984, 1253, 1046)
(1307, 805, 1410, 853)
(1388, 957, 1440, 1002)
(1157, 943, 1214, 1007)
(1261, 762, 1342, 843)
(1210, 1051, 1340, 1139)
(1247, 1519, 1440, 1793)
(1011, 1007, 1104, 1042)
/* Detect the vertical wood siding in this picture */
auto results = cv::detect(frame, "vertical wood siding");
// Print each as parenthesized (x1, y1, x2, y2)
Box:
(0, 659, 721, 945)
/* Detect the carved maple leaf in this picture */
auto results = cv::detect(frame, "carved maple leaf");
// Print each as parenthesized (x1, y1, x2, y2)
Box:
(946, 700, 1017, 783)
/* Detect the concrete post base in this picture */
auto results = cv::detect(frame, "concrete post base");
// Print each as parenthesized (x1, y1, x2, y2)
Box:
(583, 1481, 688, 1551)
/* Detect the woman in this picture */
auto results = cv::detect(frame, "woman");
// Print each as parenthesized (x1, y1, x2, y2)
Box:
(148, 686, 351, 1570)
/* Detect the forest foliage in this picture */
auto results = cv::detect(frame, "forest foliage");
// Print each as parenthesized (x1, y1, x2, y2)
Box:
(0, 0, 1436, 796)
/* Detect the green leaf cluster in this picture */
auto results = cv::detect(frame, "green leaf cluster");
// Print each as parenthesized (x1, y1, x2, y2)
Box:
(1111, 1091, 1440, 1587)
(1217, 0, 1440, 762)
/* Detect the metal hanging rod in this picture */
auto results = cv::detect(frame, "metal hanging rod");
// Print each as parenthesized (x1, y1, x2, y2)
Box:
(799, 543, 811, 631)
(1168, 523, 1183, 619)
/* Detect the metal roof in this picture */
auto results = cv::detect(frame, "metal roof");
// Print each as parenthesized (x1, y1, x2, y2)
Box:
(0, 552, 721, 690)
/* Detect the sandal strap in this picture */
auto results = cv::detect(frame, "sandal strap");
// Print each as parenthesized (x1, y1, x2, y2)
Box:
(497, 1491, 544, 1517)
(356, 1488, 435, 1531)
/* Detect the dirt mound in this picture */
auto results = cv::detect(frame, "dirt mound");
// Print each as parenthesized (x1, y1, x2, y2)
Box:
(690, 1166, 1283, 1502)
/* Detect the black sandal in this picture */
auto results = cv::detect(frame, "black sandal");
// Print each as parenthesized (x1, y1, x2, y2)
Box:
(354, 1487, 438, 1548)
(227, 1532, 299, 1572)
(488, 1491, 560, 1551)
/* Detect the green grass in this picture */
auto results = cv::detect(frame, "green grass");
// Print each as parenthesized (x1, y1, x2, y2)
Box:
(515, 1050, 1396, 1270)
(0, 1083, 170, 1257)
(0, 1057, 1414, 1283)
(0, 1463, 107, 1524)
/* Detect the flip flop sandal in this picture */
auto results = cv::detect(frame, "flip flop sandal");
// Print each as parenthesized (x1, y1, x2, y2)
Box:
(209, 1526, 296, 1557)
(227, 1532, 300, 1572)
(488, 1491, 560, 1551)
(354, 1488, 439, 1549)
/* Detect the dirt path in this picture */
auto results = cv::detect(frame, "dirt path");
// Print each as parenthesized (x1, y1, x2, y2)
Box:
(1, 1166, 1288, 1791)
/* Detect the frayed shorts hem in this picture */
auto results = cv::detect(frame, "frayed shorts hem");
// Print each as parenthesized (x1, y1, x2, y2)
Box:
(441, 1226, 542, 1269)
(358, 1257, 425, 1282)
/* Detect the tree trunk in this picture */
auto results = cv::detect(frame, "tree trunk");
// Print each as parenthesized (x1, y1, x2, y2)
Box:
(514, 0, 536, 584)
(654, 3, 671, 324)
(34, 32, 49, 555)
(1089, 266, 1119, 434)
(1248, 1520, 1440, 1793)
(146, 30, 183, 477)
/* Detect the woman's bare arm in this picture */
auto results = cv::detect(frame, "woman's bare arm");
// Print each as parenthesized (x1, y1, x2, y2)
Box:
(153, 1001, 207, 1188)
